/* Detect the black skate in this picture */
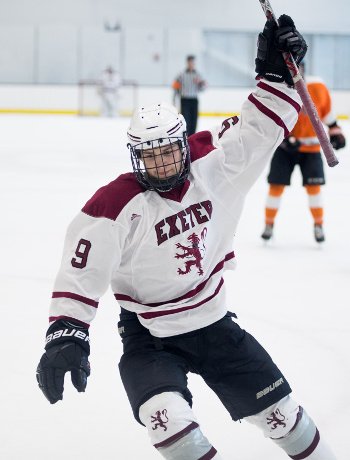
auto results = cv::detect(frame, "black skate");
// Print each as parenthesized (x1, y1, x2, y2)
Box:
(261, 224, 274, 241)
(314, 224, 325, 243)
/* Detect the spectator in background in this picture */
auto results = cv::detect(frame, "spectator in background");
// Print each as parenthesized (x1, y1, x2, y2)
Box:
(98, 66, 122, 117)
(261, 62, 346, 243)
(172, 55, 206, 136)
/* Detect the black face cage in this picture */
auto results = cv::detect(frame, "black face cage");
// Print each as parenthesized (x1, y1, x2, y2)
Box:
(128, 134, 190, 192)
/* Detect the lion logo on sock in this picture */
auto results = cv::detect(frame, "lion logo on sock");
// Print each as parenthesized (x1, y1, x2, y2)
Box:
(266, 409, 286, 430)
(151, 409, 169, 431)
(175, 228, 207, 276)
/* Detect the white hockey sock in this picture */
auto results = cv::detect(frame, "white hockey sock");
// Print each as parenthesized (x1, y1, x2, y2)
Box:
(139, 392, 221, 460)
(272, 409, 337, 459)
(245, 396, 337, 459)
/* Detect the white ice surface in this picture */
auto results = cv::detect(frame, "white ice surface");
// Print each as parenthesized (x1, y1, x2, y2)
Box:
(1, 114, 349, 459)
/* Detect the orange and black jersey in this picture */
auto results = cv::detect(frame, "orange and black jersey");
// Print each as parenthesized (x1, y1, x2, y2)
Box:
(292, 76, 336, 153)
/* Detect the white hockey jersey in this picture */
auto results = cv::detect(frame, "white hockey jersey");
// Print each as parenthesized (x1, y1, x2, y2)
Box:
(49, 80, 301, 337)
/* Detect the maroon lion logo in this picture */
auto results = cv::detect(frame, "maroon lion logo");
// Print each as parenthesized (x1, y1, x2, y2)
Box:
(151, 409, 169, 431)
(175, 228, 207, 276)
(266, 409, 287, 430)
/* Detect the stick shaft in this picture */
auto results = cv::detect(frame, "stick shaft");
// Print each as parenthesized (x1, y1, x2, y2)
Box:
(258, 0, 339, 167)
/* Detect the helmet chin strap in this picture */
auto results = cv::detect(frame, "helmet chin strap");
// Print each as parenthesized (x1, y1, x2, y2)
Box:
(145, 171, 186, 193)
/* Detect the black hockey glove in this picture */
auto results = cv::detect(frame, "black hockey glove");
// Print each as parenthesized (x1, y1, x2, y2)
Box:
(255, 15, 307, 86)
(36, 319, 90, 404)
(328, 122, 346, 150)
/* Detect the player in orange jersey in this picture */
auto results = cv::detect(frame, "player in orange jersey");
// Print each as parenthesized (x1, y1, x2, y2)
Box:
(261, 63, 346, 243)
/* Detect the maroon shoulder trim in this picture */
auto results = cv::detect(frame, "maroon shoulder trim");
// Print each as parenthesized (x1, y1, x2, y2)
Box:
(82, 173, 145, 221)
(188, 130, 216, 163)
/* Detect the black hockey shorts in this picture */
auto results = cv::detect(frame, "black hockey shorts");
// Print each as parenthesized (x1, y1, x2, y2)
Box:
(267, 146, 325, 186)
(118, 311, 291, 424)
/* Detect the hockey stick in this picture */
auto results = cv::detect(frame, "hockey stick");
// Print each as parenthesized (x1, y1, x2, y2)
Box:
(258, 0, 339, 167)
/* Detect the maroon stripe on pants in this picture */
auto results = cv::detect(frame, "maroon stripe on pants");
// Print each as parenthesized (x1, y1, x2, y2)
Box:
(289, 429, 320, 459)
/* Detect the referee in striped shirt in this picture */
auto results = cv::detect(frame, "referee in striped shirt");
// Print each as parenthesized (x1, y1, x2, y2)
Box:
(172, 55, 206, 136)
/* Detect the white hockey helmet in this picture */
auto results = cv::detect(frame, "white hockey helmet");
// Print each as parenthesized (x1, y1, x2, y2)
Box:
(127, 102, 190, 192)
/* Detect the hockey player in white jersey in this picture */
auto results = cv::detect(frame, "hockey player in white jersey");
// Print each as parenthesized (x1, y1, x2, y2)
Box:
(37, 15, 337, 460)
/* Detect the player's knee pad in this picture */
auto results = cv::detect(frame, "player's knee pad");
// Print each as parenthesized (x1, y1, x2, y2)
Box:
(139, 391, 218, 460)
(246, 396, 320, 458)
(245, 395, 300, 438)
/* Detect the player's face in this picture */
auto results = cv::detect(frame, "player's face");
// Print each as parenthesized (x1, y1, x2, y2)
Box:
(141, 143, 183, 179)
